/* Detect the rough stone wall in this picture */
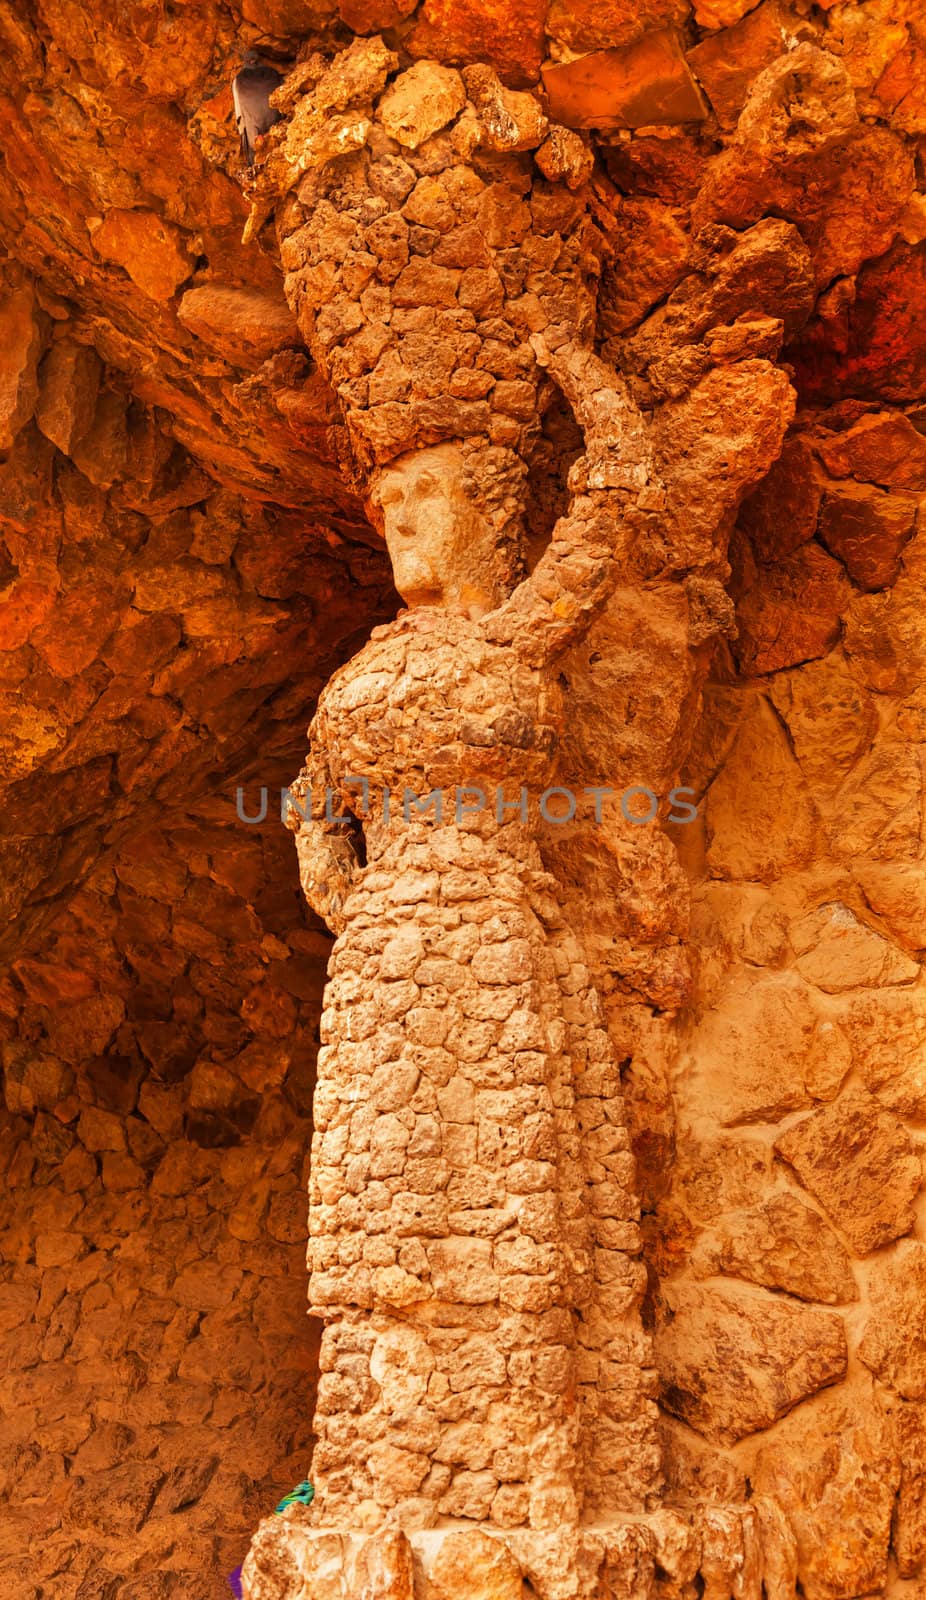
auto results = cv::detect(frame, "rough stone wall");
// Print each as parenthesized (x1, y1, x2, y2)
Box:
(648, 405, 926, 1595)
(0, 345, 393, 1598)
(0, 808, 327, 1600)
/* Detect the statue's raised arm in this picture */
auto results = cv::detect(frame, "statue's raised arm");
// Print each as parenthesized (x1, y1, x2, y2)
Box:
(483, 330, 662, 667)
(485, 325, 796, 669)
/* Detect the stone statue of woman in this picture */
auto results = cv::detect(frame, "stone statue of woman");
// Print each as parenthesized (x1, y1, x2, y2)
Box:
(238, 36, 803, 1593)
(283, 332, 793, 1558)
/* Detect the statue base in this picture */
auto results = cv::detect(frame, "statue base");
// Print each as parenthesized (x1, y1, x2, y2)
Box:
(241, 1499, 796, 1600)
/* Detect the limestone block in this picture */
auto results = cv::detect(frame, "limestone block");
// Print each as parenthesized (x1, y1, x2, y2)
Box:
(659, 1416, 748, 1505)
(355, 1526, 415, 1600)
(687, 2, 803, 129)
(89, 209, 192, 302)
(426, 1529, 522, 1600)
(177, 286, 299, 371)
(675, 1136, 774, 1223)
(732, 542, 849, 675)
(426, 1238, 499, 1302)
(692, 1193, 857, 1304)
(752, 1496, 799, 1600)
(600, 1523, 657, 1600)
(439, 1470, 498, 1519)
(656, 1284, 847, 1444)
(817, 481, 916, 589)
(2, 1043, 74, 1115)
(704, 698, 818, 880)
(0, 282, 45, 450)
(546, 0, 689, 54)
(377, 63, 466, 150)
(889, 1400, 926, 1577)
(243, 1521, 345, 1600)
(541, 31, 707, 130)
(790, 901, 920, 992)
(682, 970, 850, 1127)
(599, 198, 690, 336)
(462, 66, 548, 152)
(816, 411, 926, 490)
(735, 431, 821, 564)
(370, 1325, 435, 1409)
(407, 0, 547, 87)
(775, 1090, 922, 1254)
(842, 982, 926, 1117)
(844, 573, 926, 695)
(859, 1243, 926, 1400)
(769, 657, 877, 791)
(700, 1507, 759, 1600)
(821, 740, 924, 862)
(66, 1459, 166, 1535)
(34, 339, 101, 456)
(647, 1508, 701, 1600)
(537, 124, 594, 188)
(852, 864, 926, 951)
(752, 1386, 898, 1600)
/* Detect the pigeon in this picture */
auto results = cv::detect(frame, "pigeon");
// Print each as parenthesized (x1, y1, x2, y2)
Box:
(232, 49, 283, 167)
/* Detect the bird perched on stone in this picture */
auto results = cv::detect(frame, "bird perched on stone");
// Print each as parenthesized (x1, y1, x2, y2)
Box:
(232, 49, 283, 167)
(226, 1481, 313, 1595)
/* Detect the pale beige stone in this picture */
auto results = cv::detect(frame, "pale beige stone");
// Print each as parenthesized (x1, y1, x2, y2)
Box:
(243, 1523, 346, 1600)
(656, 1283, 847, 1444)
(704, 698, 818, 881)
(859, 1243, 926, 1401)
(377, 62, 466, 149)
(370, 1325, 435, 1409)
(682, 971, 850, 1127)
(752, 1386, 898, 1600)
(426, 1529, 522, 1600)
(692, 1193, 857, 1304)
(354, 1526, 415, 1600)
(790, 901, 920, 991)
(369, 445, 514, 617)
(775, 1090, 922, 1254)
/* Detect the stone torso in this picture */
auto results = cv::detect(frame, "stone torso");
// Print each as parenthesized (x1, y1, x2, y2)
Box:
(311, 609, 562, 828)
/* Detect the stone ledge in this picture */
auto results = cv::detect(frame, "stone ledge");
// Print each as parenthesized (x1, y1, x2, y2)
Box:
(242, 1501, 791, 1600)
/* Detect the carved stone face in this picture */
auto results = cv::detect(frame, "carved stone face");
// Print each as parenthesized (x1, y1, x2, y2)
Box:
(370, 444, 505, 619)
